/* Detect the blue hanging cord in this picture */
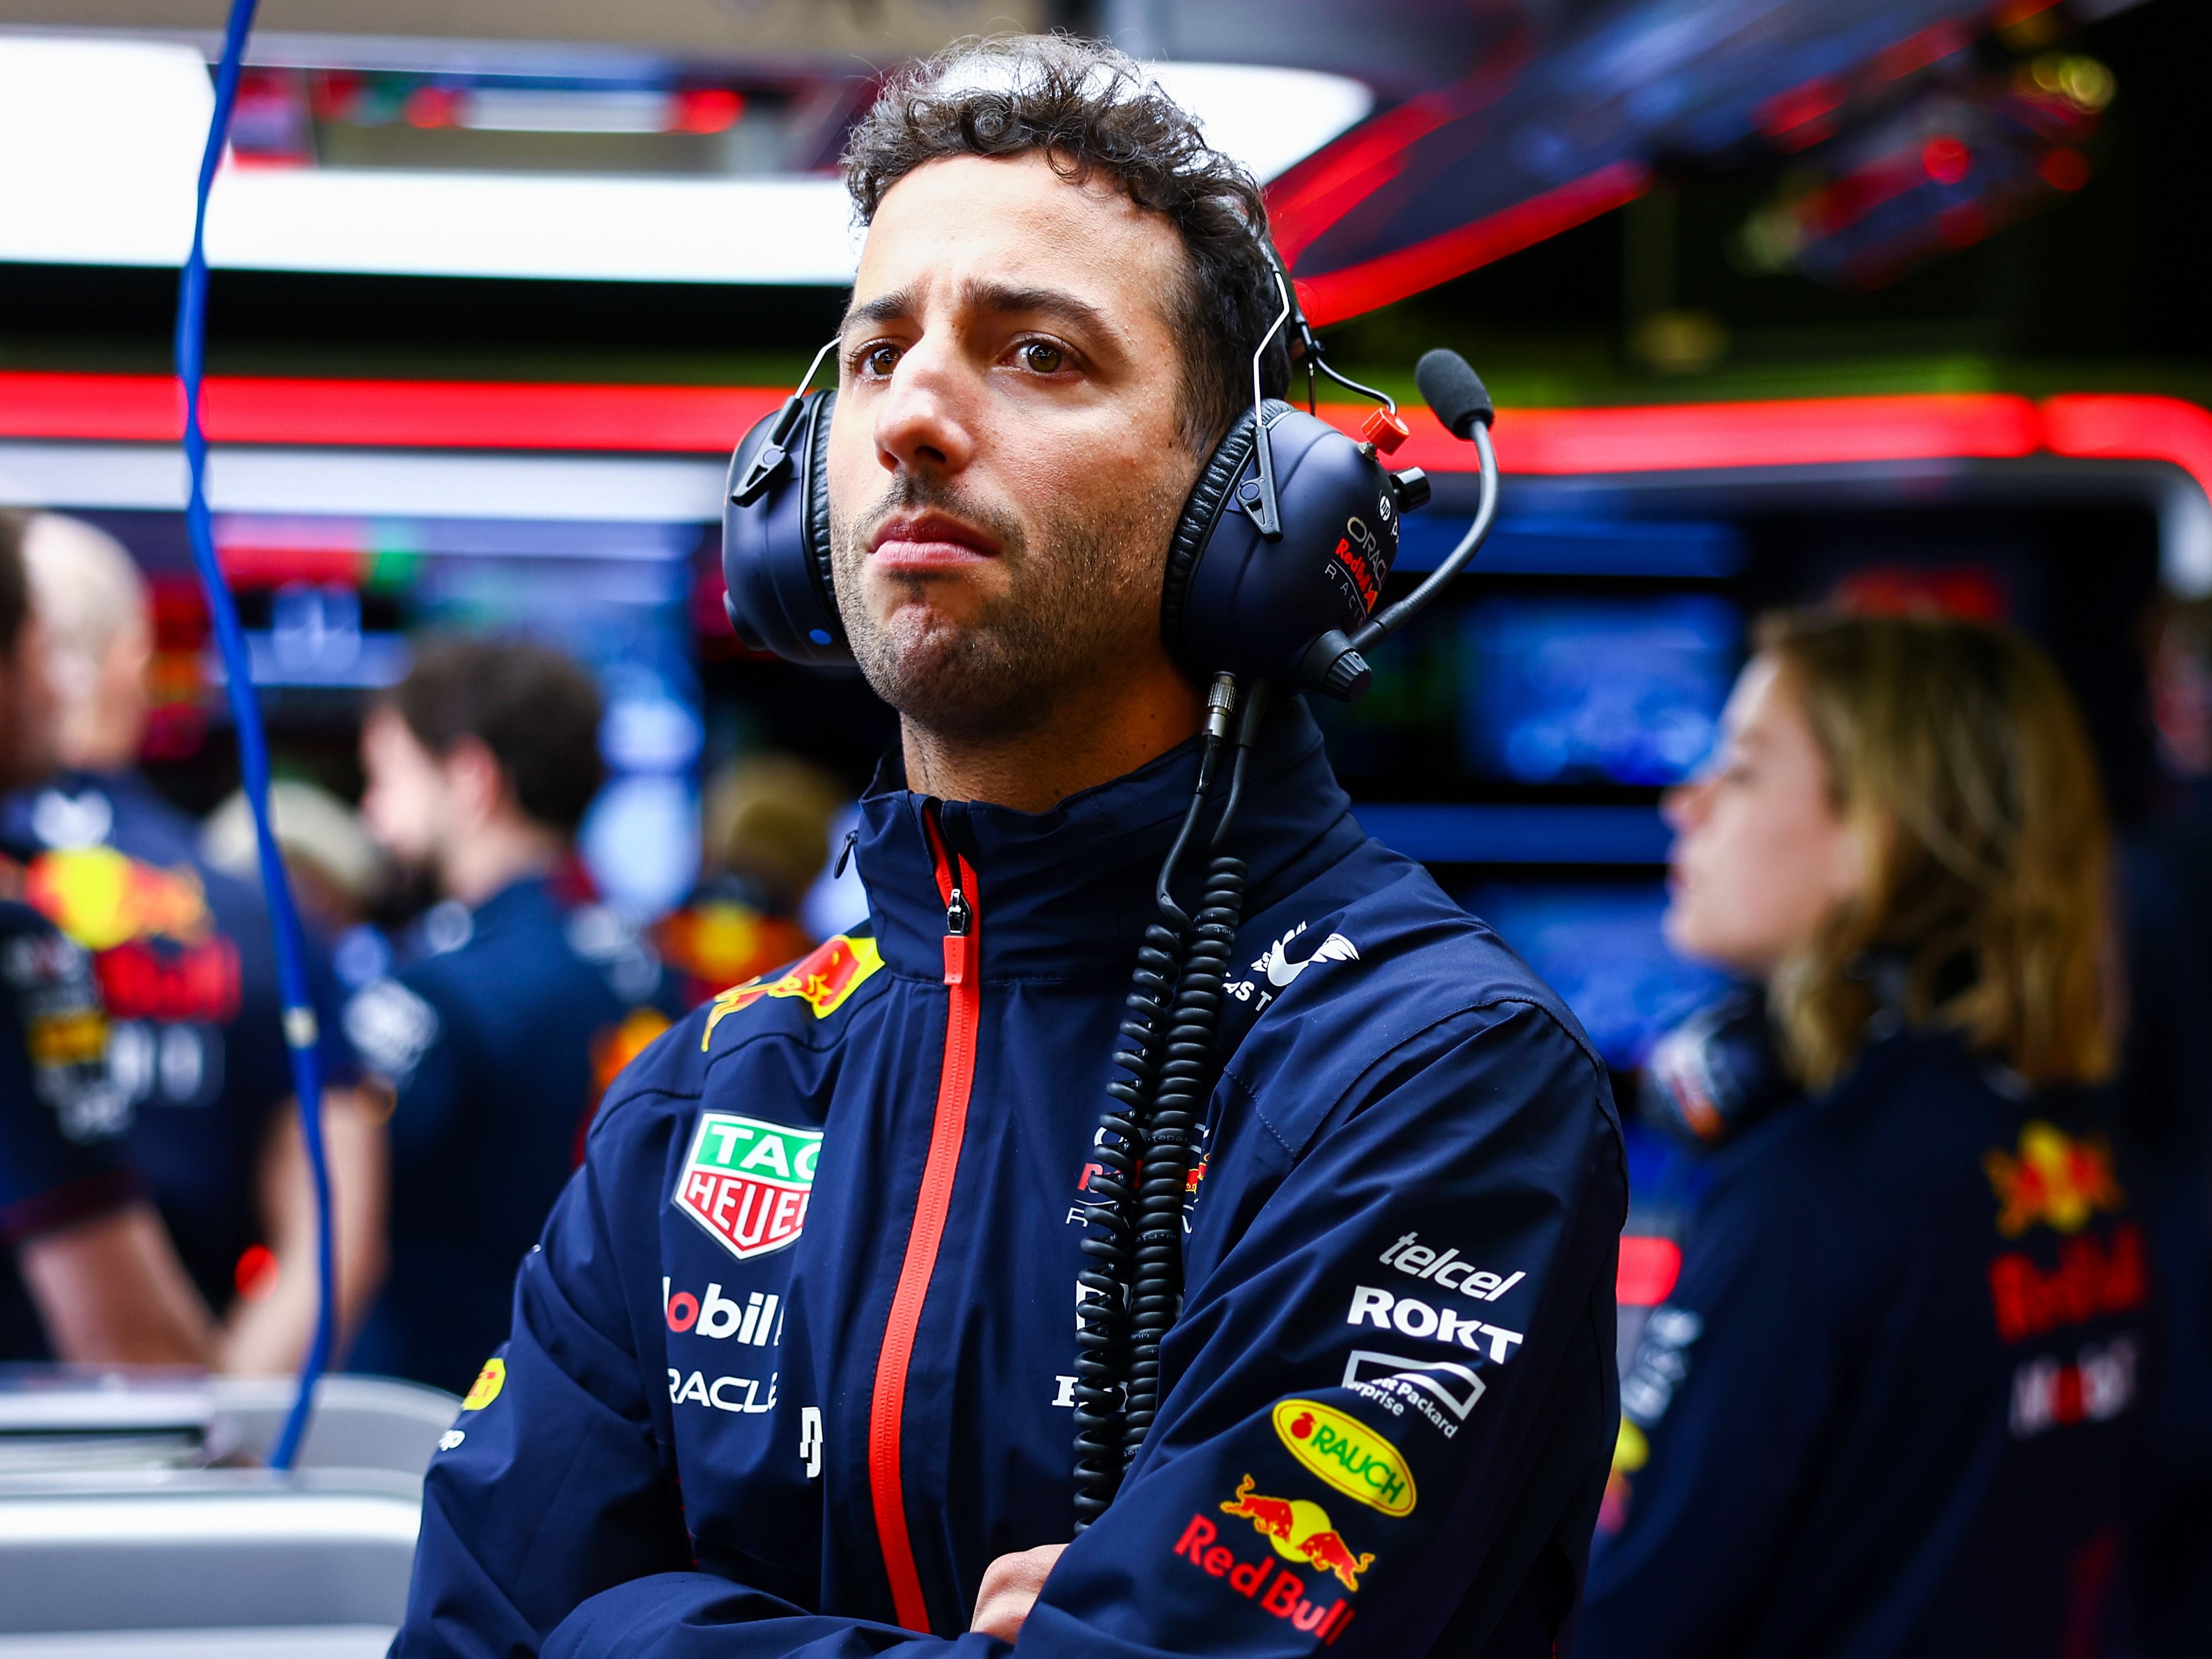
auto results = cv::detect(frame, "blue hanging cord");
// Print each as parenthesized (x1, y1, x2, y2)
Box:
(174, 0, 334, 1474)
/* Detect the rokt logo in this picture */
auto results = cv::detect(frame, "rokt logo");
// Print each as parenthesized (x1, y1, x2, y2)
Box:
(1347, 1286, 1524, 1364)
(1272, 1399, 1416, 1517)
(1984, 1121, 2124, 1238)
(663, 1278, 781, 1346)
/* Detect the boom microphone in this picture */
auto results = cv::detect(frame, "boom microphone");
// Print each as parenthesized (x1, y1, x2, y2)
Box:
(1415, 349, 1494, 438)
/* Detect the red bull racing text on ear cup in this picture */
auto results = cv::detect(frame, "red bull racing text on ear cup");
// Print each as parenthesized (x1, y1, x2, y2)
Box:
(722, 388, 850, 668)
(1160, 400, 1404, 693)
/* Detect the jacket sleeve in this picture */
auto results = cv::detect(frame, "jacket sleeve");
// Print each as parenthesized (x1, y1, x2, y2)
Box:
(543, 999, 1624, 1659)
(1578, 1145, 1835, 1659)
(390, 1104, 694, 1659)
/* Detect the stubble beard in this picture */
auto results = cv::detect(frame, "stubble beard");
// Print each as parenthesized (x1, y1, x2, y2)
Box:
(831, 471, 1172, 745)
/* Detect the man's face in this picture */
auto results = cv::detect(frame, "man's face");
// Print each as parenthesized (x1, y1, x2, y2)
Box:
(359, 706, 452, 873)
(0, 616, 58, 788)
(827, 153, 1205, 740)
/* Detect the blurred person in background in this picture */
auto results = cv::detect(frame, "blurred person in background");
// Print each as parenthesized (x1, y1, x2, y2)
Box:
(2127, 596, 2212, 1654)
(1584, 611, 2143, 1658)
(653, 751, 842, 1005)
(2, 512, 378, 1373)
(0, 511, 213, 1364)
(346, 637, 668, 1395)
(204, 776, 396, 995)
(204, 777, 387, 943)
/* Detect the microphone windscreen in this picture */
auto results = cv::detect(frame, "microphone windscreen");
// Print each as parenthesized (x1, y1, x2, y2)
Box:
(1416, 349, 1494, 438)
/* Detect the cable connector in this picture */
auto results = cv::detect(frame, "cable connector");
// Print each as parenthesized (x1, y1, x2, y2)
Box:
(1203, 672, 1239, 742)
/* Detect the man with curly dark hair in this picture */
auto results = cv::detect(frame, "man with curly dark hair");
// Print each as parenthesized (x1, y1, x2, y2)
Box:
(393, 34, 1623, 1659)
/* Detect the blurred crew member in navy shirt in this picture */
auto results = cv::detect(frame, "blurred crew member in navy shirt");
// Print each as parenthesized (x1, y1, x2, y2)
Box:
(0, 513, 216, 1364)
(1585, 611, 2144, 1659)
(2, 513, 374, 1371)
(346, 639, 668, 1395)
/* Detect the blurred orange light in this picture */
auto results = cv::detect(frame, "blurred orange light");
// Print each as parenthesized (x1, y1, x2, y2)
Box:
(404, 86, 460, 130)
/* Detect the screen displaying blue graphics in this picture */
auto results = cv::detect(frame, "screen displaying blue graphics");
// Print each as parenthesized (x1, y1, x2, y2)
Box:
(1463, 881, 1728, 1069)
(1459, 595, 1742, 786)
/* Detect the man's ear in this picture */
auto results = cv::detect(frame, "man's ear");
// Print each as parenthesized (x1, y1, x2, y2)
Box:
(441, 734, 509, 830)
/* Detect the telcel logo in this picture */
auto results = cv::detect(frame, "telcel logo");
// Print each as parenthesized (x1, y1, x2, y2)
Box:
(1377, 1232, 1523, 1301)
(664, 1278, 781, 1346)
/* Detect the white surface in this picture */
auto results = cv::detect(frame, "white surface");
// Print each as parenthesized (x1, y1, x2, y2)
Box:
(0, 442, 726, 522)
(0, 1629, 392, 1658)
(0, 36, 1371, 282)
(0, 1490, 420, 1547)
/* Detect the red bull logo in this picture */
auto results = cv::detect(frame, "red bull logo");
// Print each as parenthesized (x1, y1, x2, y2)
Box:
(1988, 1221, 2147, 1343)
(1219, 1475, 1375, 1592)
(701, 934, 884, 1048)
(94, 936, 241, 1024)
(26, 848, 211, 951)
(1984, 1121, 2124, 1238)
(1175, 1494, 1358, 1645)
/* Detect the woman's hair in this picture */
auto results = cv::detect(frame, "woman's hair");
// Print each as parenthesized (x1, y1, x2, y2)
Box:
(1757, 609, 2115, 1090)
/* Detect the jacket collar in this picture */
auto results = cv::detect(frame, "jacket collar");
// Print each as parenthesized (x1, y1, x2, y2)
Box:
(854, 696, 1365, 983)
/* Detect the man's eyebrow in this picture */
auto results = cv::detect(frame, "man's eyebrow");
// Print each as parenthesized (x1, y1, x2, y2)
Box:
(839, 280, 1127, 347)
(841, 287, 916, 332)
(960, 280, 1121, 343)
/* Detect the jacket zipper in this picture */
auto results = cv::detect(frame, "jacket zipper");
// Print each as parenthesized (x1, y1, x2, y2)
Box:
(868, 803, 980, 1634)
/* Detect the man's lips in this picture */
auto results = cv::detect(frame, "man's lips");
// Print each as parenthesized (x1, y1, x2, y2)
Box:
(869, 512, 1001, 572)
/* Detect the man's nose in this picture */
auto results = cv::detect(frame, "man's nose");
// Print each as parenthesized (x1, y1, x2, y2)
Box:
(1660, 777, 1707, 833)
(872, 339, 978, 478)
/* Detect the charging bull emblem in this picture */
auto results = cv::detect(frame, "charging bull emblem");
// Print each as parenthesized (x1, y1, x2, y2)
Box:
(701, 934, 884, 1048)
(1220, 1475, 1375, 1592)
(1984, 1121, 2124, 1238)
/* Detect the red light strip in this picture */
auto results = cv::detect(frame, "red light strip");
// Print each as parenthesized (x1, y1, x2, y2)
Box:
(1293, 161, 1654, 327)
(0, 373, 2204, 511)
(0, 370, 783, 454)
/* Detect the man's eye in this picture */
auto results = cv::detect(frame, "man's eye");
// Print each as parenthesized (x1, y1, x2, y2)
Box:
(860, 344, 901, 377)
(1017, 341, 1066, 374)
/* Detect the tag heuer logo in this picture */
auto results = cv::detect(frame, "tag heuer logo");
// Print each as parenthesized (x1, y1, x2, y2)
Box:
(675, 1112, 823, 1261)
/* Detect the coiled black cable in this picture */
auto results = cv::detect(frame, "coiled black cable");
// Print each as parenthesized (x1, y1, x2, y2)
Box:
(1070, 913, 1173, 1527)
(1122, 850, 1244, 1455)
(1072, 712, 1224, 1527)
(1074, 680, 1269, 1527)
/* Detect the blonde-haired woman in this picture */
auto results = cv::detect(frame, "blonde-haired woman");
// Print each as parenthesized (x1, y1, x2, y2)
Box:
(1584, 611, 2147, 1659)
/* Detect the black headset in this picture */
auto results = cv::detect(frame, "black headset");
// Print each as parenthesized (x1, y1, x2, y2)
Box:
(720, 263, 1503, 1532)
(722, 269, 1498, 704)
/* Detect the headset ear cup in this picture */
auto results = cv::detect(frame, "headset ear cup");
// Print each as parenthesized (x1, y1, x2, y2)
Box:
(1160, 407, 1260, 662)
(803, 389, 838, 618)
(722, 389, 851, 666)
(1162, 400, 1399, 688)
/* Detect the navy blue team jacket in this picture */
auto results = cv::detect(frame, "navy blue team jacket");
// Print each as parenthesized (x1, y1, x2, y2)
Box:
(0, 770, 357, 1354)
(394, 701, 1627, 1658)
(1584, 1028, 2150, 1659)
(346, 875, 669, 1395)
(0, 884, 137, 1356)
